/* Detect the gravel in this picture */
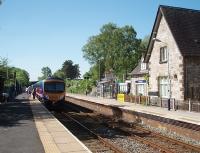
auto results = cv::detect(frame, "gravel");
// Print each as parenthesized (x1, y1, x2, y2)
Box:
(110, 135, 160, 153)
(95, 125, 160, 152)
(140, 123, 200, 147)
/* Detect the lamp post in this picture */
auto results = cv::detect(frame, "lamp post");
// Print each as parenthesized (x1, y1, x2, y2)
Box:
(14, 71, 17, 96)
(153, 38, 171, 110)
(98, 58, 104, 82)
(99, 59, 101, 81)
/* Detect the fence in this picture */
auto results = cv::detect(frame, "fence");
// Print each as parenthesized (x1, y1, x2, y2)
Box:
(128, 95, 149, 105)
(176, 99, 200, 112)
(125, 95, 200, 113)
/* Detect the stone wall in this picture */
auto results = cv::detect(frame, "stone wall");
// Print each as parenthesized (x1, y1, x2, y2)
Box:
(131, 76, 148, 96)
(148, 16, 184, 100)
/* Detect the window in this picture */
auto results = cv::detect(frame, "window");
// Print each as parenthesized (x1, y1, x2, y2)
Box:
(160, 46, 168, 63)
(136, 84, 145, 96)
(44, 82, 65, 92)
(141, 62, 146, 70)
(159, 77, 168, 98)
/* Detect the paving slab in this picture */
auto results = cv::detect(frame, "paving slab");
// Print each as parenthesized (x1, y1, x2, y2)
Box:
(30, 95, 92, 153)
(0, 93, 45, 153)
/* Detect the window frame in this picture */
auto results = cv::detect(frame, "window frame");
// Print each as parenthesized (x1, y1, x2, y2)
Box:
(136, 83, 146, 96)
(158, 76, 169, 98)
(141, 62, 146, 70)
(160, 46, 168, 63)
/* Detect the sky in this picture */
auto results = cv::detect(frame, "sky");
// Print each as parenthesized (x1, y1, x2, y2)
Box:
(0, 0, 200, 81)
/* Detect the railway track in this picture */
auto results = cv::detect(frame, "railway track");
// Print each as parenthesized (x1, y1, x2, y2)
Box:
(55, 112, 125, 153)
(132, 125, 200, 153)
(53, 110, 159, 152)
(70, 112, 200, 153)
(52, 103, 200, 153)
(108, 121, 200, 153)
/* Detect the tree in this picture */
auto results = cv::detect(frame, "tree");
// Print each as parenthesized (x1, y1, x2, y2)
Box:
(140, 35, 150, 52)
(38, 66, 52, 80)
(61, 60, 80, 79)
(142, 35, 150, 48)
(53, 69, 65, 79)
(0, 57, 30, 88)
(0, 57, 8, 79)
(82, 23, 142, 81)
(14, 68, 29, 87)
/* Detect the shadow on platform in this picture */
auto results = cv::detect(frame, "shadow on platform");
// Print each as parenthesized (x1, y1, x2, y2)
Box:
(0, 97, 53, 127)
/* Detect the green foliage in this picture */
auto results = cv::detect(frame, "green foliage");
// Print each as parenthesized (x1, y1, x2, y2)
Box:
(82, 23, 142, 81)
(14, 67, 29, 86)
(0, 57, 8, 67)
(83, 72, 91, 79)
(66, 78, 93, 94)
(0, 57, 8, 79)
(53, 69, 65, 79)
(38, 66, 52, 80)
(82, 65, 102, 87)
(52, 59, 80, 80)
(0, 57, 30, 88)
(3, 67, 29, 87)
(142, 35, 150, 47)
(61, 60, 80, 79)
(139, 35, 150, 54)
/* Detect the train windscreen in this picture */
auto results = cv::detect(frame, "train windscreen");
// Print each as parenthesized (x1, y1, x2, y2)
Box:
(44, 82, 65, 92)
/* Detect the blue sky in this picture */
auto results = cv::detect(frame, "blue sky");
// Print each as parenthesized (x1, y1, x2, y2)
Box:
(0, 0, 200, 81)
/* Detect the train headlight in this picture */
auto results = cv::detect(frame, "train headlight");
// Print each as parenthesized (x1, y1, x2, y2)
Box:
(45, 95, 49, 99)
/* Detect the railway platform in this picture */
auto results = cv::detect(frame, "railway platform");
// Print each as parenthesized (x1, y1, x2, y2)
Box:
(66, 93, 200, 142)
(66, 93, 200, 125)
(0, 93, 91, 153)
(0, 93, 45, 153)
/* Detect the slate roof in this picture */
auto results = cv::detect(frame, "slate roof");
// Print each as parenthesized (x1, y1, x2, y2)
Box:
(145, 5, 200, 62)
(130, 61, 148, 76)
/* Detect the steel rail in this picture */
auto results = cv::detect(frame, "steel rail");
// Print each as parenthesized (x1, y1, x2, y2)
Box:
(61, 112, 125, 153)
(114, 122, 200, 153)
(128, 135, 174, 153)
(112, 125, 174, 153)
(134, 125, 200, 152)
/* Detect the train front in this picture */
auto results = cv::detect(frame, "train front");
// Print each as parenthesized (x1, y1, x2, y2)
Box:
(43, 78, 65, 107)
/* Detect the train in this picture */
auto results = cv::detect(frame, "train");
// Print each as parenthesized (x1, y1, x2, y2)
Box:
(32, 77, 65, 108)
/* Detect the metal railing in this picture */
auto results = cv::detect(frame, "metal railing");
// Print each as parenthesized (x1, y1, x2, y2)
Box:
(126, 95, 200, 113)
(176, 99, 200, 112)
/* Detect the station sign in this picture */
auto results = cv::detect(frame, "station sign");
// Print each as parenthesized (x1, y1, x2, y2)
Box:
(135, 80, 146, 83)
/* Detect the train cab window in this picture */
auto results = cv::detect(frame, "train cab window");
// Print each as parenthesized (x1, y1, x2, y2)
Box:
(44, 82, 65, 92)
